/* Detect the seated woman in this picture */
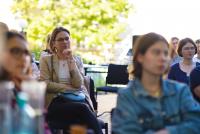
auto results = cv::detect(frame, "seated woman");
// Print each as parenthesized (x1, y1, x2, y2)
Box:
(40, 26, 93, 109)
(40, 27, 102, 133)
(0, 31, 52, 134)
(112, 32, 200, 134)
(168, 38, 199, 85)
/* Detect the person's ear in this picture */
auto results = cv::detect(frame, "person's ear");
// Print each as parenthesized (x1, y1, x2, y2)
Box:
(53, 47, 58, 53)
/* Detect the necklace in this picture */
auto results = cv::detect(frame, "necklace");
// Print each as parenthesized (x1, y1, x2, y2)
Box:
(180, 61, 195, 76)
(60, 60, 67, 67)
(148, 88, 162, 97)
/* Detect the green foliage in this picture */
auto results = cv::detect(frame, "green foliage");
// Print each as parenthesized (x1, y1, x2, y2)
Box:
(12, 0, 132, 63)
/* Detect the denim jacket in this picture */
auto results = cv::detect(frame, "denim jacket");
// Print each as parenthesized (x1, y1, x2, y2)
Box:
(112, 79, 200, 134)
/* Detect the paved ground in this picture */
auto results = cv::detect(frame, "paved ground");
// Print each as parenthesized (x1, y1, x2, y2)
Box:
(96, 93, 117, 134)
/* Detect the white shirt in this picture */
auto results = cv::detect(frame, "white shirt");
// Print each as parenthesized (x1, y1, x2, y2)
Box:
(32, 62, 40, 79)
(58, 60, 71, 84)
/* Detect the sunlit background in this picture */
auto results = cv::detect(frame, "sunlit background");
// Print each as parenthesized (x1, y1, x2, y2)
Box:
(1, 0, 200, 63)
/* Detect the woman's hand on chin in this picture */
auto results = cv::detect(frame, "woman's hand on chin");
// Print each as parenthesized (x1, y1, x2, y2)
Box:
(63, 49, 73, 59)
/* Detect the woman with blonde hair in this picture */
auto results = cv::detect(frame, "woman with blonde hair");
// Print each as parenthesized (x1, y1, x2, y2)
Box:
(169, 37, 182, 66)
(40, 27, 102, 134)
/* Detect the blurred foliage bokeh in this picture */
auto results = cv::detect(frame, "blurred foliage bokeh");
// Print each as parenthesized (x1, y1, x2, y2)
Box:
(12, 0, 132, 64)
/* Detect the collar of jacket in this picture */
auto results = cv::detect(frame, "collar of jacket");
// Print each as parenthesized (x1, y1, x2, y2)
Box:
(129, 78, 176, 98)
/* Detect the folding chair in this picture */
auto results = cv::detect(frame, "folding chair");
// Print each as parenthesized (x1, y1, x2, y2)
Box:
(88, 77, 108, 134)
(96, 64, 129, 95)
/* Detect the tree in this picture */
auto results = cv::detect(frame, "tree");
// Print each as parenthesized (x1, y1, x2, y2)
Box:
(12, 0, 132, 64)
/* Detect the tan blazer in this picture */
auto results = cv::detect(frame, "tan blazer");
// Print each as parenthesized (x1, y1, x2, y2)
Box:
(40, 54, 93, 109)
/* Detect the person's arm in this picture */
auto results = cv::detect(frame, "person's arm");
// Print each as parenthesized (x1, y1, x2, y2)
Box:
(40, 56, 78, 93)
(73, 56, 91, 91)
(63, 49, 83, 88)
(74, 56, 85, 76)
(165, 85, 200, 134)
(67, 56, 83, 88)
(112, 90, 154, 134)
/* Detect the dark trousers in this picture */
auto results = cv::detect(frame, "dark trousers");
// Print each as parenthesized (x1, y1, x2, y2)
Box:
(47, 97, 102, 134)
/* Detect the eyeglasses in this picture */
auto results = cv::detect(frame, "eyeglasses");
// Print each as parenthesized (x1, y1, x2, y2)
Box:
(172, 42, 178, 45)
(55, 37, 70, 42)
(182, 47, 196, 51)
(9, 48, 30, 57)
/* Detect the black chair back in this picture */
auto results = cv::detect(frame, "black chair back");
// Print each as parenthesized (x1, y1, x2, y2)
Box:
(106, 64, 129, 85)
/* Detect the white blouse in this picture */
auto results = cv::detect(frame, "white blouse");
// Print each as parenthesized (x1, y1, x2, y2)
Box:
(58, 60, 71, 84)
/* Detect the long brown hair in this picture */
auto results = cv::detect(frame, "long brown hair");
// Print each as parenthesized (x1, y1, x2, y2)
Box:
(132, 32, 169, 79)
(49, 27, 70, 53)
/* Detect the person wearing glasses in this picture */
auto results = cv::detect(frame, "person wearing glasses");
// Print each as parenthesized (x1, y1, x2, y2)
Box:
(40, 27, 93, 109)
(112, 33, 200, 134)
(0, 31, 53, 134)
(40, 27, 102, 133)
(0, 31, 32, 90)
(193, 39, 200, 63)
(168, 38, 199, 85)
(169, 37, 182, 66)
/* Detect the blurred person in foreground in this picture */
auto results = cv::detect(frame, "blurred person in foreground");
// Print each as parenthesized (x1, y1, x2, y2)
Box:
(112, 32, 200, 134)
(0, 22, 9, 63)
(0, 31, 32, 89)
(0, 31, 52, 134)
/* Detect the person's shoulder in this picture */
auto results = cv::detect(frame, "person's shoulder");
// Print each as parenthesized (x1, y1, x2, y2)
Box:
(164, 79, 188, 93)
(169, 63, 180, 73)
(73, 55, 83, 64)
(171, 63, 179, 68)
(39, 54, 53, 63)
(196, 62, 200, 66)
(191, 65, 200, 76)
(41, 54, 52, 59)
(118, 80, 134, 95)
(73, 55, 82, 61)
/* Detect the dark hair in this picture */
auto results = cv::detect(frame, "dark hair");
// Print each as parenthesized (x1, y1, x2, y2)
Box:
(132, 32, 169, 79)
(177, 38, 197, 57)
(6, 31, 26, 42)
(195, 39, 200, 44)
(49, 27, 70, 53)
(4, 31, 32, 76)
(171, 37, 179, 41)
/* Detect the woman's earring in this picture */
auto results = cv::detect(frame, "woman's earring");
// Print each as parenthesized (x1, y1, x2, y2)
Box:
(53, 47, 58, 53)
